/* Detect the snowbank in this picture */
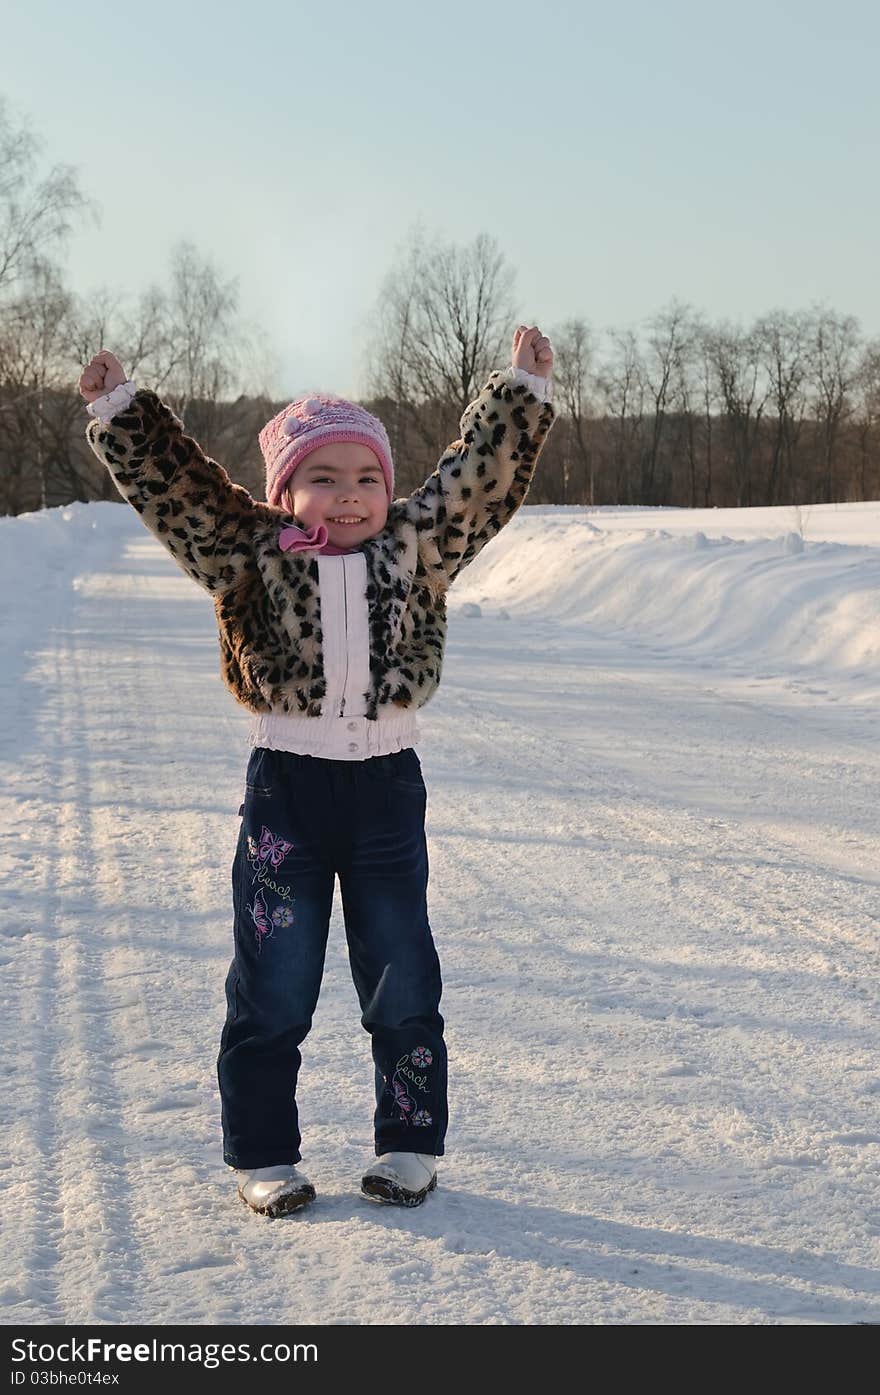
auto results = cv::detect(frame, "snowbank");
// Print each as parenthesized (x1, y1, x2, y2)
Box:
(456, 504, 880, 697)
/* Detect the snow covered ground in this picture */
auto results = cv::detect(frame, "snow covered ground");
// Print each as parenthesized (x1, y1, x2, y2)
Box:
(1, 498, 878, 1326)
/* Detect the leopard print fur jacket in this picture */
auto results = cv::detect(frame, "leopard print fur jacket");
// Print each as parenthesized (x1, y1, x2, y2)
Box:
(85, 372, 557, 721)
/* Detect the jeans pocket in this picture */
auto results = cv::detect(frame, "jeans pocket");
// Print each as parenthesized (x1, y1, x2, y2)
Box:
(244, 746, 274, 798)
(368, 748, 425, 792)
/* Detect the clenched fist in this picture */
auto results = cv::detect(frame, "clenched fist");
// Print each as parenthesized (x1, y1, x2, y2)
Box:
(78, 350, 127, 404)
(512, 324, 553, 380)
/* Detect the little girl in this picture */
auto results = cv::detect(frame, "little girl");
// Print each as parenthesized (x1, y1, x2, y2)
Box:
(79, 326, 556, 1217)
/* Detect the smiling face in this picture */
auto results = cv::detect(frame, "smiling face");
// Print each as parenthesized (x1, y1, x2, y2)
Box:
(283, 442, 388, 544)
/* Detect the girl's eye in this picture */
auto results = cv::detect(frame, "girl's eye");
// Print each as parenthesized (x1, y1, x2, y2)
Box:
(314, 476, 379, 485)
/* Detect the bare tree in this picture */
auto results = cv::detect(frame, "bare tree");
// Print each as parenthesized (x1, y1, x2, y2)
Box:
(706, 320, 768, 506)
(0, 256, 87, 511)
(668, 325, 701, 508)
(157, 241, 241, 412)
(76, 241, 268, 479)
(67, 283, 129, 384)
(805, 304, 862, 503)
(0, 101, 281, 513)
(642, 298, 694, 504)
(595, 328, 645, 506)
(361, 221, 426, 464)
(552, 316, 596, 503)
(365, 224, 519, 482)
(754, 308, 810, 505)
(852, 336, 880, 500)
(0, 95, 94, 297)
(689, 319, 720, 508)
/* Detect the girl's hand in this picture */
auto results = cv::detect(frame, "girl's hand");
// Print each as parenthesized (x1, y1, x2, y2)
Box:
(512, 324, 553, 379)
(78, 350, 127, 403)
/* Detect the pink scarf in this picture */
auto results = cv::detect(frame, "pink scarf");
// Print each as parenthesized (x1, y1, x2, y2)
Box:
(278, 522, 358, 557)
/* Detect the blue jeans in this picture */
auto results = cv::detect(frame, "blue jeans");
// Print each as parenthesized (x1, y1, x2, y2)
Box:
(217, 745, 447, 1169)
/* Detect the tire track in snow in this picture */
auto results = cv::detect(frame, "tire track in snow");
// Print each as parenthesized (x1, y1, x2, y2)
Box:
(2, 620, 149, 1322)
(0, 563, 100, 1322)
(0, 633, 67, 1321)
(70, 560, 256, 1320)
(62, 583, 240, 1321)
(45, 623, 151, 1320)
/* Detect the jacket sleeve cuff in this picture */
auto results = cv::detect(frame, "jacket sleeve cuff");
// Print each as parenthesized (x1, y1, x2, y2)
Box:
(498, 364, 554, 403)
(86, 380, 138, 422)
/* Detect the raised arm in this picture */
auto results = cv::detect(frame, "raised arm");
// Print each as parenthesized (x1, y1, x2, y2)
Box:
(404, 326, 557, 590)
(80, 351, 262, 597)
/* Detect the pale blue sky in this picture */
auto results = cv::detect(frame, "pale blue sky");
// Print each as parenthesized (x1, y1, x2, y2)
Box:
(4, 0, 878, 398)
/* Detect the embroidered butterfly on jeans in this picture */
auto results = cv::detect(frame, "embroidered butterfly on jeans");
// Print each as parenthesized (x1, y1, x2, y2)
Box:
(390, 1075, 416, 1123)
(247, 825, 295, 869)
(247, 888, 275, 952)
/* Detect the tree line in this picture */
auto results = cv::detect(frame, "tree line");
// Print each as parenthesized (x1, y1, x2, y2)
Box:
(1, 96, 878, 517)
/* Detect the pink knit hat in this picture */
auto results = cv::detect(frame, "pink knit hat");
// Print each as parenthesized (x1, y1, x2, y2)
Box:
(260, 392, 394, 509)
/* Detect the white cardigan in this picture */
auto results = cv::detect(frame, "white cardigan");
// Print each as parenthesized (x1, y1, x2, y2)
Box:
(87, 365, 553, 759)
(253, 548, 417, 759)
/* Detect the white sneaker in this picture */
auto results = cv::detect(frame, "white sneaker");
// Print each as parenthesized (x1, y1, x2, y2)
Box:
(236, 1163, 316, 1218)
(361, 1152, 437, 1207)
